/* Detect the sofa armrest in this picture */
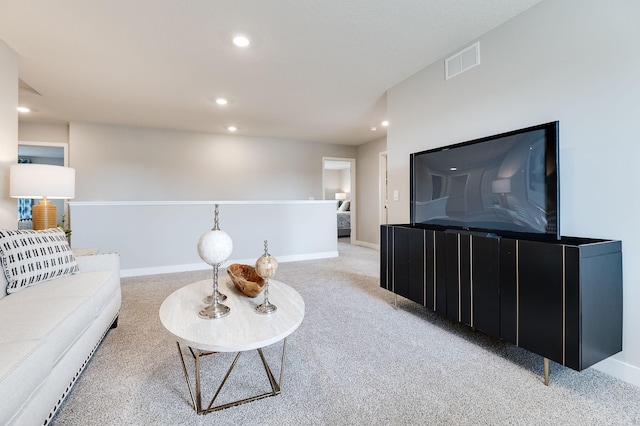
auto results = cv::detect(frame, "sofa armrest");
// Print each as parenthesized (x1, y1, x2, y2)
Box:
(76, 252, 120, 274)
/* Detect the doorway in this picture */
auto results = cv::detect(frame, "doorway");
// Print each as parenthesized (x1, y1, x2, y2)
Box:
(322, 157, 356, 244)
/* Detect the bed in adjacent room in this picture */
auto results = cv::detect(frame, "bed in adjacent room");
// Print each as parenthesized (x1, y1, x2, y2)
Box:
(337, 200, 351, 237)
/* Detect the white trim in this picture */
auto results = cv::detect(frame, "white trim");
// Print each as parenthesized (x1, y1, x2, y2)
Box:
(120, 251, 339, 278)
(379, 151, 388, 226)
(593, 357, 640, 388)
(354, 240, 379, 250)
(69, 200, 336, 207)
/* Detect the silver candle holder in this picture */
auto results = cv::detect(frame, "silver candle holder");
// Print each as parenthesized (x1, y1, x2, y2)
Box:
(196, 205, 232, 319)
(255, 240, 278, 315)
(199, 263, 230, 319)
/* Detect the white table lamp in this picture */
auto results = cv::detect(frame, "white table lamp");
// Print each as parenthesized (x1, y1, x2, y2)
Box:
(10, 164, 75, 230)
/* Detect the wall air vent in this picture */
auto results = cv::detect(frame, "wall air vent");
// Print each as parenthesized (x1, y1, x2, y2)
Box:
(445, 41, 480, 80)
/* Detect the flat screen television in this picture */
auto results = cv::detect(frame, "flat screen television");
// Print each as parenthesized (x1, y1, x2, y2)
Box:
(410, 121, 559, 239)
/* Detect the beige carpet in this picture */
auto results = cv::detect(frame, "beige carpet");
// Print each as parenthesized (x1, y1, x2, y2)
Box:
(52, 241, 640, 425)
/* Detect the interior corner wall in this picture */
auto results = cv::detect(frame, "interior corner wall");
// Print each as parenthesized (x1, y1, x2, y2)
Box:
(323, 169, 342, 200)
(386, 0, 640, 386)
(18, 122, 69, 143)
(0, 39, 18, 228)
(356, 136, 386, 245)
(68, 122, 357, 201)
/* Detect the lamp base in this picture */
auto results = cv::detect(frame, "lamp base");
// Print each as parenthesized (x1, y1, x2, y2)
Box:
(32, 200, 57, 230)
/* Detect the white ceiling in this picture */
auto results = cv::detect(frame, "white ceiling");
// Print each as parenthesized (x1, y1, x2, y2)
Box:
(0, 0, 542, 146)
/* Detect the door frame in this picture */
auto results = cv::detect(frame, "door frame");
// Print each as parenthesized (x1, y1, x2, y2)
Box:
(322, 157, 356, 244)
(379, 151, 388, 226)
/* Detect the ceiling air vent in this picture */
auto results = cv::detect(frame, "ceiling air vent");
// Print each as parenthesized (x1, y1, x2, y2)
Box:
(445, 41, 480, 80)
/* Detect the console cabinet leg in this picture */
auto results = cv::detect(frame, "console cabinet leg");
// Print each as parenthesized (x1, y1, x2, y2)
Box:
(544, 357, 550, 386)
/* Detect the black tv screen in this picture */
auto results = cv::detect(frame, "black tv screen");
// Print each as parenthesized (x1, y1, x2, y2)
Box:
(410, 121, 559, 239)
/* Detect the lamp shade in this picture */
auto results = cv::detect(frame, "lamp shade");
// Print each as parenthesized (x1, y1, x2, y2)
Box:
(491, 178, 511, 194)
(335, 192, 347, 201)
(10, 164, 75, 199)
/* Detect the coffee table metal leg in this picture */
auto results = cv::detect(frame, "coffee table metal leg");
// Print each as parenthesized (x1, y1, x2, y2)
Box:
(194, 351, 203, 412)
(279, 337, 287, 387)
(257, 348, 280, 395)
(176, 342, 197, 411)
(176, 338, 289, 414)
(204, 351, 243, 412)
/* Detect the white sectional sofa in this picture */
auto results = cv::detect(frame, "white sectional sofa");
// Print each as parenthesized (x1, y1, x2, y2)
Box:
(0, 228, 121, 426)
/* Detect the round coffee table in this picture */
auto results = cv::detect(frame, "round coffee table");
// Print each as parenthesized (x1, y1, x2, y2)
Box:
(159, 277, 305, 414)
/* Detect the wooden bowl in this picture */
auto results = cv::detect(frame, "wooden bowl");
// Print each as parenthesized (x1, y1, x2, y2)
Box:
(227, 264, 265, 298)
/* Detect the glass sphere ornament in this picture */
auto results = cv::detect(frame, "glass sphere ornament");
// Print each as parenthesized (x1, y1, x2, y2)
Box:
(255, 240, 278, 314)
(197, 229, 233, 266)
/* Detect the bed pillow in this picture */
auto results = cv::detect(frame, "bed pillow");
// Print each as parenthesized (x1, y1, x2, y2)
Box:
(0, 228, 79, 294)
(338, 200, 350, 212)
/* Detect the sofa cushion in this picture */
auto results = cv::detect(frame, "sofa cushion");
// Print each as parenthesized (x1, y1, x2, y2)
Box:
(0, 270, 118, 365)
(0, 228, 79, 294)
(0, 339, 54, 426)
(0, 269, 7, 300)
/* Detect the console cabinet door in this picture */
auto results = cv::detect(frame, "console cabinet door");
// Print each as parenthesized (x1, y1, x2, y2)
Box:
(444, 233, 460, 321)
(471, 236, 500, 338)
(391, 226, 425, 305)
(517, 240, 565, 365)
(444, 233, 471, 324)
(434, 231, 448, 314)
(499, 239, 518, 344)
(380, 225, 390, 291)
(443, 233, 499, 333)
(424, 230, 437, 311)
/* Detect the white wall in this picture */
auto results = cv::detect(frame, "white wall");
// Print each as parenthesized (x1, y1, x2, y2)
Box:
(0, 40, 18, 228)
(69, 122, 357, 202)
(18, 122, 68, 143)
(70, 200, 338, 276)
(323, 169, 343, 200)
(19, 119, 387, 251)
(356, 136, 386, 246)
(387, 0, 640, 386)
(63, 122, 358, 273)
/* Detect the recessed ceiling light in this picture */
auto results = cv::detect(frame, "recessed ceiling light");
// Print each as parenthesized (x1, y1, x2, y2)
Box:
(232, 34, 250, 47)
(215, 97, 228, 106)
(17, 106, 30, 113)
(227, 126, 237, 132)
(381, 120, 389, 127)
(370, 127, 377, 132)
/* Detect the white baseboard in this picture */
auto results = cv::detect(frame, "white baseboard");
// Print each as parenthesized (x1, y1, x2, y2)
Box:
(593, 357, 640, 388)
(353, 240, 379, 250)
(120, 251, 339, 278)
(120, 263, 209, 278)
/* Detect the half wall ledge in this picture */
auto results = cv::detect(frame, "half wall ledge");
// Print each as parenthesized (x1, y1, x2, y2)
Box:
(69, 200, 338, 276)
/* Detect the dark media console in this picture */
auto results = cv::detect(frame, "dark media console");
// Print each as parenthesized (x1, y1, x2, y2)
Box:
(380, 224, 623, 384)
